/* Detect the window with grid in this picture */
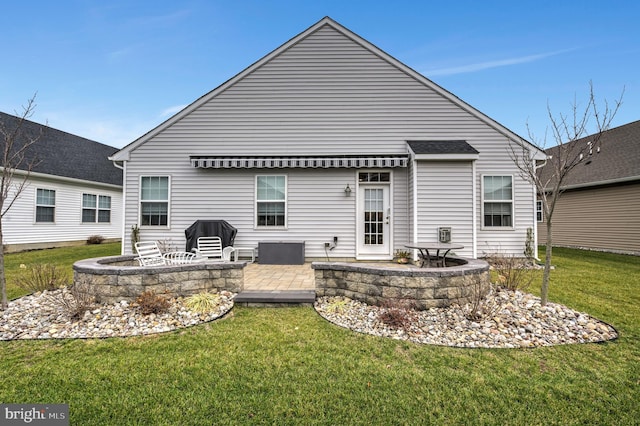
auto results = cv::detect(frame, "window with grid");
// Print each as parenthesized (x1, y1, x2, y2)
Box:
(483, 176, 513, 227)
(256, 175, 286, 227)
(82, 194, 112, 223)
(536, 200, 543, 222)
(140, 176, 169, 226)
(36, 188, 56, 223)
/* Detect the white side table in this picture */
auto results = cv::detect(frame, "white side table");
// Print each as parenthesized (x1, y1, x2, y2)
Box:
(233, 247, 255, 263)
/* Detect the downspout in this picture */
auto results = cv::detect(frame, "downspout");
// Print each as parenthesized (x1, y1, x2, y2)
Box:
(411, 152, 419, 262)
(472, 160, 477, 258)
(111, 160, 127, 255)
(532, 156, 548, 261)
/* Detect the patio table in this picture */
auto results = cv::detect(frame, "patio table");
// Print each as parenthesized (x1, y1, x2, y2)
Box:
(404, 243, 464, 267)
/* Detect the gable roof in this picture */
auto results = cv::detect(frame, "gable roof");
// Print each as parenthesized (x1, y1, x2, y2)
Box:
(540, 120, 640, 190)
(0, 111, 122, 187)
(111, 16, 544, 162)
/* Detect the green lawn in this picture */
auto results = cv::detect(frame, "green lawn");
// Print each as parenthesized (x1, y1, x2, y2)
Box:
(1, 245, 639, 425)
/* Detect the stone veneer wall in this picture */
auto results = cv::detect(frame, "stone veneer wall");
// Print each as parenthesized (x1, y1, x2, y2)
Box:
(313, 258, 490, 310)
(73, 255, 244, 304)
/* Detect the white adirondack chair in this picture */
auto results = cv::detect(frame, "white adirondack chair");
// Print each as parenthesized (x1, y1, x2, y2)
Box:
(135, 241, 166, 266)
(192, 236, 224, 261)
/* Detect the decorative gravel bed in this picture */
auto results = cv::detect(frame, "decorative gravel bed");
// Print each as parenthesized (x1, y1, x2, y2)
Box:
(0, 289, 235, 340)
(315, 289, 618, 348)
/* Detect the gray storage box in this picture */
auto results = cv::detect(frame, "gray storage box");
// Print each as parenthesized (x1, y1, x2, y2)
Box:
(258, 241, 305, 265)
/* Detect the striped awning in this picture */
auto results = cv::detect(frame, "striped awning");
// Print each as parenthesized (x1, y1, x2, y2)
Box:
(190, 156, 409, 169)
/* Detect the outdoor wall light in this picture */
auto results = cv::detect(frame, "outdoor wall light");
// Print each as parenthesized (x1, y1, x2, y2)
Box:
(344, 184, 352, 196)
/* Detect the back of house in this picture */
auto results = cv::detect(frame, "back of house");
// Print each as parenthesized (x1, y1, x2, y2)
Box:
(112, 17, 544, 261)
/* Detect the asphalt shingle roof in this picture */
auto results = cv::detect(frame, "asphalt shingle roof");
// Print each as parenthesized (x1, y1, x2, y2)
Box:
(407, 140, 479, 155)
(540, 120, 640, 188)
(0, 112, 122, 186)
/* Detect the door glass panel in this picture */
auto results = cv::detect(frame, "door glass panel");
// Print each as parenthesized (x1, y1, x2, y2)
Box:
(363, 188, 384, 246)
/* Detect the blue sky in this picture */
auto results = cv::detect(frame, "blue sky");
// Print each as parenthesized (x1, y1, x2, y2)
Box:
(1, 0, 637, 148)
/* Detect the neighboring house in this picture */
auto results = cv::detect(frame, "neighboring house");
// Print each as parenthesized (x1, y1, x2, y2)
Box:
(537, 120, 640, 255)
(0, 112, 123, 252)
(111, 17, 545, 260)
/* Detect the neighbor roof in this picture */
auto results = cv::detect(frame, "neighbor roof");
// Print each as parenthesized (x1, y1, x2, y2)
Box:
(540, 120, 640, 189)
(111, 16, 544, 162)
(0, 112, 122, 186)
(407, 140, 479, 155)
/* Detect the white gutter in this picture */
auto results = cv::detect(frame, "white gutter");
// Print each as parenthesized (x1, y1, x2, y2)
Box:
(2, 167, 122, 190)
(411, 152, 419, 262)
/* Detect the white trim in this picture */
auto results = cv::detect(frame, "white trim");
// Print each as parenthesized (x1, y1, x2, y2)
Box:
(80, 193, 112, 224)
(355, 169, 394, 260)
(138, 175, 171, 229)
(472, 161, 477, 258)
(5, 167, 122, 190)
(34, 187, 56, 224)
(533, 185, 539, 260)
(120, 161, 127, 255)
(254, 174, 288, 230)
(111, 17, 545, 161)
(480, 174, 515, 230)
(411, 155, 419, 261)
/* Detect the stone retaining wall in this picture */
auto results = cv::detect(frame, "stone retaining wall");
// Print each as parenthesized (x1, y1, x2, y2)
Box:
(312, 258, 490, 309)
(73, 255, 245, 304)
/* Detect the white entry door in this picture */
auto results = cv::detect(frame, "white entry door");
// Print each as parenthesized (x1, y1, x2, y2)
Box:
(357, 184, 391, 258)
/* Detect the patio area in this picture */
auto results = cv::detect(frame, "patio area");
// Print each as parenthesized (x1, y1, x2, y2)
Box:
(243, 262, 315, 291)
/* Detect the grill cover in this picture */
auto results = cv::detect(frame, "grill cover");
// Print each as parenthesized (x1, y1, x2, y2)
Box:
(184, 220, 237, 252)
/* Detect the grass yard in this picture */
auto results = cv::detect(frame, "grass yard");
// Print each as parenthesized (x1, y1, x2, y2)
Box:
(1, 245, 639, 425)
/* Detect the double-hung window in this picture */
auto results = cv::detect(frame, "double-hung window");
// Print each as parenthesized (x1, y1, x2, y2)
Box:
(536, 200, 543, 222)
(36, 188, 56, 223)
(82, 194, 112, 223)
(256, 175, 286, 227)
(483, 176, 513, 227)
(140, 176, 169, 226)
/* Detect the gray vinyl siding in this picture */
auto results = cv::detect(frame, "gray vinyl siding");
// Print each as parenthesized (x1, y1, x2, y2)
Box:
(537, 182, 640, 254)
(122, 24, 537, 257)
(2, 175, 122, 247)
(415, 161, 474, 257)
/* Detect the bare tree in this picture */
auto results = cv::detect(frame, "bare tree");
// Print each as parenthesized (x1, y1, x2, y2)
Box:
(0, 95, 45, 309)
(509, 82, 623, 305)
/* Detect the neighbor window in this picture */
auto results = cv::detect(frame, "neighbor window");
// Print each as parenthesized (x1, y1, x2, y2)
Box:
(36, 188, 56, 223)
(82, 194, 112, 223)
(140, 176, 169, 226)
(483, 176, 513, 227)
(536, 200, 543, 222)
(256, 175, 286, 227)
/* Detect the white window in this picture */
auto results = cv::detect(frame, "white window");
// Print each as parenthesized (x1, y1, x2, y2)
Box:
(483, 176, 513, 227)
(536, 200, 543, 222)
(36, 188, 55, 223)
(256, 175, 286, 227)
(83, 194, 112, 223)
(140, 176, 169, 226)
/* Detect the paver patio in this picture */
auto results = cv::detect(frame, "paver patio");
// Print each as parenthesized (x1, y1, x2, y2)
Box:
(242, 263, 315, 291)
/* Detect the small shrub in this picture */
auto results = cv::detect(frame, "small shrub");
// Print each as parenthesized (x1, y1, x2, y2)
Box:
(87, 235, 105, 245)
(53, 285, 95, 320)
(486, 253, 536, 292)
(184, 292, 221, 313)
(131, 224, 140, 252)
(16, 263, 70, 294)
(325, 296, 351, 314)
(378, 300, 416, 331)
(136, 290, 171, 315)
(462, 277, 496, 321)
